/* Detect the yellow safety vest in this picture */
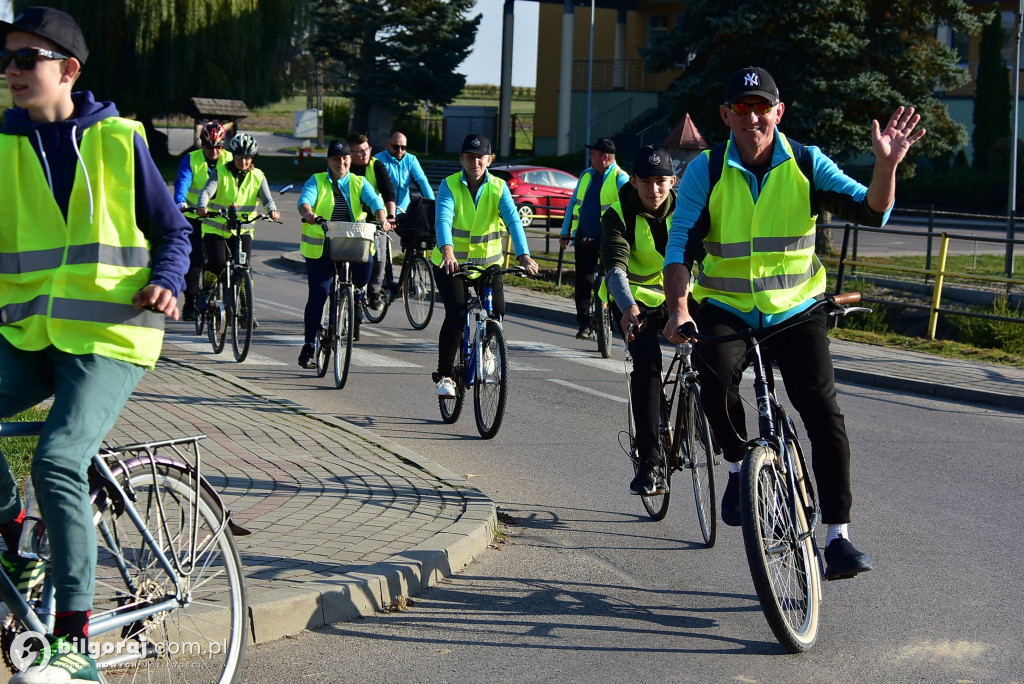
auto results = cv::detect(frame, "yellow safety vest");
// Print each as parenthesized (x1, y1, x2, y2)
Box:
(185, 148, 233, 206)
(202, 163, 266, 238)
(693, 134, 823, 313)
(567, 164, 626, 237)
(300, 172, 368, 259)
(431, 173, 506, 278)
(0, 118, 164, 367)
(600, 203, 673, 308)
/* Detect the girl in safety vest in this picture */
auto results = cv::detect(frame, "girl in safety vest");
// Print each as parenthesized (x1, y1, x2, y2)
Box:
(432, 134, 539, 397)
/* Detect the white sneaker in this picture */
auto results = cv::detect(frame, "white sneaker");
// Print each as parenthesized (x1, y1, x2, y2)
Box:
(483, 349, 496, 376)
(435, 377, 456, 397)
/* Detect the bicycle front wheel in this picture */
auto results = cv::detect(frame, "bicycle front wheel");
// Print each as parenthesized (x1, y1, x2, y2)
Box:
(314, 285, 332, 378)
(334, 283, 354, 388)
(230, 269, 254, 363)
(439, 337, 465, 424)
(685, 385, 717, 547)
(639, 404, 672, 521)
(594, 297, 613, 359)
(404, 254, 435, 330)
(474, 320, 508, 439)
(207, 276, 227, 354)
(92, 463, 247, 683)
(740, 443, 821, 652)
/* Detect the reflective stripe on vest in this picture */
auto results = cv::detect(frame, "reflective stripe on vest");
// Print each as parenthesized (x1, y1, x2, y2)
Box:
(599, 202, 672, 308)
(0, 118, 164, 367)
(186, 148, 233, 206)
(431, 172, 506, 277)
(201, 164, 266, 238)
(693, 133, 824, 314)
(300, 173, 368, 259)
(568, 164, 626, 236)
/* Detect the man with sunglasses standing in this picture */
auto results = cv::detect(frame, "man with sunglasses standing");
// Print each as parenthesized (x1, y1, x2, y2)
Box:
(173, 121, 232, 320)
(662, 66, 925, 579)
(0, 7, 189, 682)
(374, 131, 435, 214)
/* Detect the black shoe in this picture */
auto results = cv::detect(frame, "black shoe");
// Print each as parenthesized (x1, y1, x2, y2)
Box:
(182, 302, 197, 321)
(576, 326, 594, 340)
(298, 343, 315, 369)
(721, 471, 741, 526)
(353, 308, 362, 341)
(629, 465, 658, 496)
(366, 291, 383, 310)
(196, 288, 212, 313)
(824, 537, 873, 580)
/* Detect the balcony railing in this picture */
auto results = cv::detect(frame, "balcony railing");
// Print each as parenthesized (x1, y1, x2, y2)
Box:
(572, 59, 678, 93)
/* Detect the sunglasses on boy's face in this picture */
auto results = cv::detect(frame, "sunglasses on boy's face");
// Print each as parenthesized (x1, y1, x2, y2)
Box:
(0, 47, 70, 72)
(727, 101, 776, 116)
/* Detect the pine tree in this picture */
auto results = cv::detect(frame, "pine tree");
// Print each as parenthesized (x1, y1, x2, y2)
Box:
(972, 5, 1012, 172)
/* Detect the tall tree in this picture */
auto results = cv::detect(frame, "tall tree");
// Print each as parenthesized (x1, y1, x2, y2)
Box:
(972, 6, 1012, 172)
(643, 0, 979, 169)
(13, 0, 305, 131)
(308, 0, 479, 134)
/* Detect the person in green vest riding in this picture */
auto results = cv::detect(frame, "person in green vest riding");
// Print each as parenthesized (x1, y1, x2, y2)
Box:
(296, 139, 388, 368)
(0, 8, 190, 682)
(662, 66, 926, 579)
(432, 134, 538, 397)
(560, 138, 629, 340)
(195, 132, 281, 314)
(601, 145, 677, 495)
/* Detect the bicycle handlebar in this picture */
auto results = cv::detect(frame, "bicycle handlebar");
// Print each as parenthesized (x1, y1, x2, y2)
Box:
(678, 293, 868, 343)
(185, 207, 281, 225)
(453, 264, 529, 279)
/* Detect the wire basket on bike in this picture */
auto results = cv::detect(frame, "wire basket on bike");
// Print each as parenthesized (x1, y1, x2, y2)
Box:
(325, 221, 376, 262)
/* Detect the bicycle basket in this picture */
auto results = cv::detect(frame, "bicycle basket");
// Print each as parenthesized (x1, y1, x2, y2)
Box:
(397, 197, 437, 250)
(326, 221, 375, 262)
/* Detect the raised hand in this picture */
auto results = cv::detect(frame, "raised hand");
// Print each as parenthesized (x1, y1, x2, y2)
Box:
(872, 106, 926, 166)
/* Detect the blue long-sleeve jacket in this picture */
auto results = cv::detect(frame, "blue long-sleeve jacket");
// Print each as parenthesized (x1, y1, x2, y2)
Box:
(297, 171, 386, 217)
(373, 149, 435, 211)
(665, 128, 890, 327)
(435, 170, 530, 257)
(1, 91, 191, 296)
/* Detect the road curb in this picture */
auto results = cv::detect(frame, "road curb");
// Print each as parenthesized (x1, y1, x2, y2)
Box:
(157, 357, 497, 643)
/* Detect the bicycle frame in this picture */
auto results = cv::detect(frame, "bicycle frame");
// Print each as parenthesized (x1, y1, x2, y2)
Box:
(459, 282, 492, 388)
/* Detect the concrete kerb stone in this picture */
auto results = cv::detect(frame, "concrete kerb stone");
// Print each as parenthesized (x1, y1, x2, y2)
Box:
(155, 357, 495, 643)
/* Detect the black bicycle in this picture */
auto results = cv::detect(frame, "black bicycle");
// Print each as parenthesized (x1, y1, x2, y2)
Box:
(362, 221, 436, 330)
(191, 207, 279, 362)
(682, 293, 868, 652)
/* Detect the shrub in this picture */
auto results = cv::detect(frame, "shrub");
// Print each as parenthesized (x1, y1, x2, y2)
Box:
(322, 98, 351, 138)
(949, 292, 1024, 355)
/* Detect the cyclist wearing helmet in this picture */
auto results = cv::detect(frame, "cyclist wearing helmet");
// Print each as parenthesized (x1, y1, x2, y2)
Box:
(196, 132, 280, 312)
(173, 121, 232, 320)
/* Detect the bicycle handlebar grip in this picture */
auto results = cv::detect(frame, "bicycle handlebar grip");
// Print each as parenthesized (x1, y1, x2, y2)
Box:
(831, 292, 861, 306)
(679, 321, 698, 338)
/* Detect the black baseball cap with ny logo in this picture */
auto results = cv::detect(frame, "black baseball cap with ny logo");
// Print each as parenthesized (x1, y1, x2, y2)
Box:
(724, 66, 779, 105)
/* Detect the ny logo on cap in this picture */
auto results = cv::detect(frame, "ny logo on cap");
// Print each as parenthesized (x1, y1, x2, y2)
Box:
(471, 138, 480, 148)
(744, 73, 759, 87)
(648, 152, 661, 164)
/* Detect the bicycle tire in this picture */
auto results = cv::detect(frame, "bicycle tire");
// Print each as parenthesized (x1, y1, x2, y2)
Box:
(314, 284, 332, 378)
(639, 404, 671, 521)
(439, 338, 465, 424)
(230, 269, 254, 363)
(92, 463, 247, 682)
(740, 443, 821, 653)
(207, 276, 227, 354)
(404, 254, 435, 330)
(194, 307, 205, 336)
(473, 320, 508, 439)
(334, 283, 354, 389)
(362, 290, 390, 324)
(594, 297, 612, 359)
(685, 384, 717, 547)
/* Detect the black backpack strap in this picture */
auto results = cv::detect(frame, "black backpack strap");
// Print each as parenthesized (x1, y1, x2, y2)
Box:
(786, 138, 817, 215)
(707, 142, 728, 193)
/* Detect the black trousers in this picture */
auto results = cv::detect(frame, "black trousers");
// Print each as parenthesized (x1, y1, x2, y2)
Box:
(611, 301, 666, 468)
(184, 217, 203, 300)
(695, 303, 853, 523)
(434, 266, 506, 377)
(573, 238, 601, 327)
(202, 232, 252, 281)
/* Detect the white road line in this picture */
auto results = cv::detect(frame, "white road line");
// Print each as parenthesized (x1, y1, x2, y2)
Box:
(254, 298, 304, 316)
(162, 333, 286, 365)
(548, 378, 627, 403)
(512, 340, 625, 372)
(254, 333, 420, 367)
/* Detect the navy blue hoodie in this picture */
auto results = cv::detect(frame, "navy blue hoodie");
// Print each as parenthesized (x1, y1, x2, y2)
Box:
(1, 91, 191, 295)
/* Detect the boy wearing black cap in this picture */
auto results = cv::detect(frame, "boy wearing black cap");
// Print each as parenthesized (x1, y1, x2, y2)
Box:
(0, 6, 190, 681)
(601, 145, 677, 495)
(663, 66, 926, 578)
(560, 137, 629, 340)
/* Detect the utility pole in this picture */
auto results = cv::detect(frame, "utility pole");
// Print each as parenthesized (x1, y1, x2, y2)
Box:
(1007, 0, 1023, 277)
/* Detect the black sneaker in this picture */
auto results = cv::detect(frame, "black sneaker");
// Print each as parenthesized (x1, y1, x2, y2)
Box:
(721, 471, 741, 526)
(824, 537, 873, 580)
(182, 300, 197, 321)
(629, 464, 657, 496)
(298, 343, 315, 369)
(576, 326, 594, 340)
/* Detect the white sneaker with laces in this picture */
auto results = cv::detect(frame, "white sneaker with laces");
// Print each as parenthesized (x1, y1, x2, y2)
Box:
(435, 377, 456, 397)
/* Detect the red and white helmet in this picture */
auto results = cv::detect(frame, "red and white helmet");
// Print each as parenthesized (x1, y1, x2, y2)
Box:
(199, 121, 227, 148)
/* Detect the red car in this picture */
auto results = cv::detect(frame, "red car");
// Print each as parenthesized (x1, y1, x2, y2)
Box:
(489, 164, 579, 228)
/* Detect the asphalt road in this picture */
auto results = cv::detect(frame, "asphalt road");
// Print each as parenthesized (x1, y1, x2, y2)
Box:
(158, 213, 1023, 682)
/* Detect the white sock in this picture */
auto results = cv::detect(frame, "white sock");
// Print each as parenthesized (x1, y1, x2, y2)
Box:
(729, 462, 741, 474)
(826, 524, 849, 545)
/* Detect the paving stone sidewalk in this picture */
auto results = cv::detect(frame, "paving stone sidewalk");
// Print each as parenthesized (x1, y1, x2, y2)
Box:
(105, 358, 495, 644)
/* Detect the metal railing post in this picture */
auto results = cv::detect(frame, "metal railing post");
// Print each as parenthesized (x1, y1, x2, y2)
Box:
(925, 203, 935, 284)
